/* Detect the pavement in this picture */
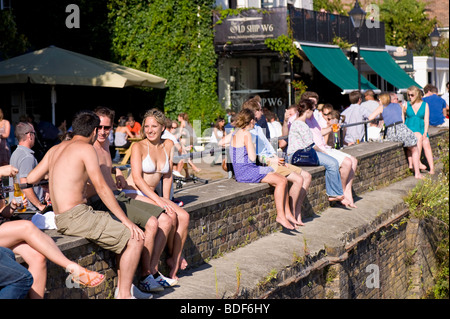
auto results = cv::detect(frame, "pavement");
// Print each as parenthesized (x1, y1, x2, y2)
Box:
(156, 153, 430, 299)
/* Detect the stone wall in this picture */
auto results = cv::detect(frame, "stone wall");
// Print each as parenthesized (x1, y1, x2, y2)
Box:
(19, 128, 447, 299)
(259, 213, 439, 299)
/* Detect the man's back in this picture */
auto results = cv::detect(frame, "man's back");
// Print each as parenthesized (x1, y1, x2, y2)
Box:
(361, 100, 379, 115)
(45, 138, 97, 214)
(423, 94, 446, 126)
(342, 104, 371, 144)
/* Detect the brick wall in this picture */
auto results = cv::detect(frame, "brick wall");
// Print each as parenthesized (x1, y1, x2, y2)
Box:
(25, 128, 447, 298)
(261, 214, 439, 299)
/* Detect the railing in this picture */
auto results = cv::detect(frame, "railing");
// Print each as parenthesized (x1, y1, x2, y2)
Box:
(289, 7, 385, 49)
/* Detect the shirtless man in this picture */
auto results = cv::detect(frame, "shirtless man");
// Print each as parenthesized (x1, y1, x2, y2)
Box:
(87, 107, 177, 292)
(27, 111, 145, 299)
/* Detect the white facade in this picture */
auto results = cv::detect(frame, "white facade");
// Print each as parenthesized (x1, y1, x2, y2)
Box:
(413, 56, 449, 94)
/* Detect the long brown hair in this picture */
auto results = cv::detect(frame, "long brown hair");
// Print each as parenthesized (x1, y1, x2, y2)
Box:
(234, 108, 255, 129)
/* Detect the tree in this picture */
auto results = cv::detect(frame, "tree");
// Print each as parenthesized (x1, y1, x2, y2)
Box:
(0, 9, 29, 60)
(378, 0, 439, 55)
(313, 0, 348, 15)
(108, 0, 223, 130)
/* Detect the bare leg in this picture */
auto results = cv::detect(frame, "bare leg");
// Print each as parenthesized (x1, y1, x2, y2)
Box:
(286, 172, 304, 226)
(422, 136, 435, 174)
(0, 221, 105, 291)
(12, 243, 47, 299)
(296, 170, 311, 224)
(140, 216, 158, 277)
(149, 213, 173, 275)
(414, 132, 427, 170)
(115, 236, 144, 299)
(261, 173, 294, 230)
(408, 145, 423, 179)
(339, 157, 356, 207)
(164, 198, 190, 279)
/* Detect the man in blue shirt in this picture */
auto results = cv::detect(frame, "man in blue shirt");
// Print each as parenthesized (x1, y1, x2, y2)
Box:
(423, 84, 449, 127)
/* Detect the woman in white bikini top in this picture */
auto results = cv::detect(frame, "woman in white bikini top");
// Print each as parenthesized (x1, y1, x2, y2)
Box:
(141, 141, 170, 174)
(124, 109, 174, 205)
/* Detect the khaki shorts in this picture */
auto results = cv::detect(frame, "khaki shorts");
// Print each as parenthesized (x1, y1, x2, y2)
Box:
(87, 191, 164, 229)
(268, 161, 302, 177)
(55, 204, 131, 254)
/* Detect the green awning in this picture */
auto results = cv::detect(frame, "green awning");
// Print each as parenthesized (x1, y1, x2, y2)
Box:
(299, 43, 378, 94)
(360, 49, 421, 92)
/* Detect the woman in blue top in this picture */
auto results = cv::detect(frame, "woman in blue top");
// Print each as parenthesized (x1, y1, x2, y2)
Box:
(368, 93, 423, 179)
(230, 108, 299, 230)
(404, 86, 434, 174)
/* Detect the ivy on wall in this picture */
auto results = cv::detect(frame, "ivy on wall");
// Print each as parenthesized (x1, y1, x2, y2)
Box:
(108, 0, 223, 128)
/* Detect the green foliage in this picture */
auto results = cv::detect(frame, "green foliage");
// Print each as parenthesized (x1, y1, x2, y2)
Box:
(108, 0, 223, 129)
(331, 36, 354, 49)
(265, 34, 299, 61)
(405, 143, 449, 299)
(0, 9, 30, 60)
(378, 0, 438, 55)
(313, 0, 348, 15)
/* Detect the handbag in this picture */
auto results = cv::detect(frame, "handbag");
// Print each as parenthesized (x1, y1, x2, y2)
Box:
(291, 143, 319, 166)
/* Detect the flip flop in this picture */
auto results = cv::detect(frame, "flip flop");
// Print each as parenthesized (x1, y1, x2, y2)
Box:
(70, 268, 105, 288)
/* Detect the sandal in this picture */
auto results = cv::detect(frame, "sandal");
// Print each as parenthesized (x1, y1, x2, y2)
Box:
(70, 268, 105, 288)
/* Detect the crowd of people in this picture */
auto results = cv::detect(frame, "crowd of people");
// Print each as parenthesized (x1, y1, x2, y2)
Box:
(0, 81, 448, 299)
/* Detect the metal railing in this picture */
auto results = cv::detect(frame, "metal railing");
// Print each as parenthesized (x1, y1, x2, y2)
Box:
(290, 7, 385, 49)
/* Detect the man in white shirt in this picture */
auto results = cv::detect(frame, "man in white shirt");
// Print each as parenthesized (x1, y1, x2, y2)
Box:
(360, 90, 379, 114)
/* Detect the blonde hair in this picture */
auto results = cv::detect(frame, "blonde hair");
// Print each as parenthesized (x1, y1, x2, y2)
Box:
(407, 86, 423, 105)
(140, 108, 166, 137)
(378, 93, 391, 106)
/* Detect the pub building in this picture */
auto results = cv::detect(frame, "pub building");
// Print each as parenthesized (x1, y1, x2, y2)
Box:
(214, 0, 420, 118)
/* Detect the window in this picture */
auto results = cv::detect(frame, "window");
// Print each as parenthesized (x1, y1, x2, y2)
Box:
(228, 0, 237, 9)
(261, 0, 274, 8)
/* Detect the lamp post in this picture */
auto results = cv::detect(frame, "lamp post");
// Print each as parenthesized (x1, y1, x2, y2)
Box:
(429, 25, 440, 87)
(349, 0, 366, 92)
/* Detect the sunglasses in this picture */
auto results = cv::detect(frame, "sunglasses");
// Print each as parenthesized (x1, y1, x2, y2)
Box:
(408, 94, 415, 97)
(97, 125, 112, 131)
(322, 112, 331, 116)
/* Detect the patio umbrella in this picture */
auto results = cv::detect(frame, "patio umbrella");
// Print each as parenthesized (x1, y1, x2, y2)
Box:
(0, 46, 167, 123)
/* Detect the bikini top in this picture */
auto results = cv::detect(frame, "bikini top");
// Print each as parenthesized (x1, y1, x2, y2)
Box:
(142, 142, 170, 174)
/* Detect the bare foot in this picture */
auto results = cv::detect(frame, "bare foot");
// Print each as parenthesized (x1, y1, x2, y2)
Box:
(415, 174, 424, 179)
(419, 163, 427, 170)
(429, 170, 435, 175)
(179, 257, 188, 270)
(329, 195, 345, 202)
(276, 216, 295, 230)
(286, 215, 302, 227)
(166, 257, 180, 280)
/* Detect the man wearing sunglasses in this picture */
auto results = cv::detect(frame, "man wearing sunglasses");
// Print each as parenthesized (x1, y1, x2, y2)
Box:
(10, 122, 48, 211)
